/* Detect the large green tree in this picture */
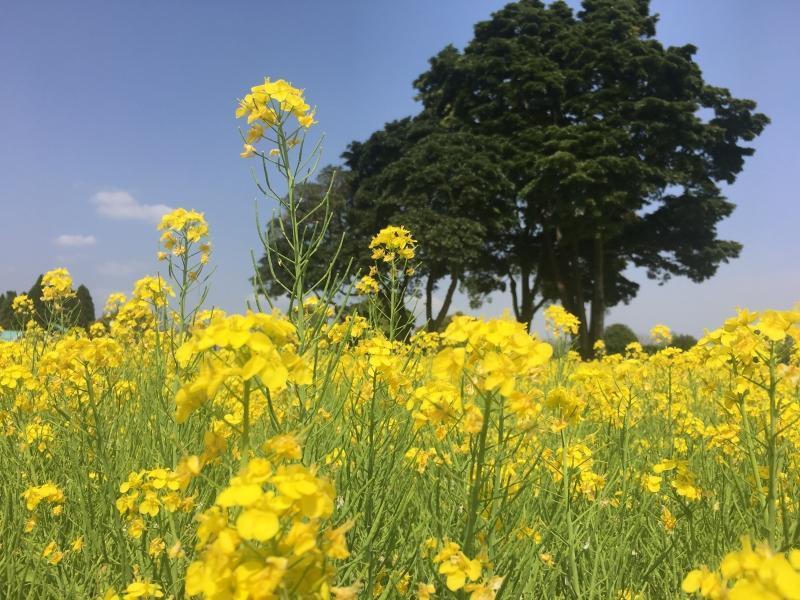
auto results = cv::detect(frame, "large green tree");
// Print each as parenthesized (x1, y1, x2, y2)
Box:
(256, 118, 518, 331)
(345, 117, 517, 329)
(414, 0, 768, 355)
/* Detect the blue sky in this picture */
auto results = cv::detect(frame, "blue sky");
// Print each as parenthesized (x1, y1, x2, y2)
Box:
(1, 0, 798, 337)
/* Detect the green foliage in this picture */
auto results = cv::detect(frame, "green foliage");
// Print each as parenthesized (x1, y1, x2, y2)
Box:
(74, 285, 96, 328)
(254, 0, 768, 356)
(254, 166, 354, 300)
(0, 291, 17, 329)
(0, 277, 96, 331)
(346, 120, 517, 329)
(413, 0, 768, 354)
(671, 333, 698, 351)
(603, 322, 638, 355)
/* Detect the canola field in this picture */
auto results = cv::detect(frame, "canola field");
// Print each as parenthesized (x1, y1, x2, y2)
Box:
(1, 78, 800, 600)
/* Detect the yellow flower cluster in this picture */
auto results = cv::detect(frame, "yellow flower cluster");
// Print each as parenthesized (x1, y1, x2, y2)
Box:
(369, 225, 416, 262)
(22, 419, 55, 453)
(11, 293, 34, 315)
(132, 275, 175, 308)
(354, 225, 417, 296)
(41, 267, 75, 304)
(683, 537, 800, 599)
(115, 464, 196, 538)
(404, 446, 451, 473)
(541, 443, 606, 500)
(105, 580, 164, 600)
(22, 482, 65, 512)
(433, 540, 502, 598)
(185, 444, 350, 599)
(650, 323, 673, 345)
(324, 315, 369, 344)
(643, 458, 702, 501)
(236, 77, 316, 158)
(157, 208, 211, 265)
(174, 312, 311, 423)
(354, 273, 379, 295)
(545, 304, 581, 337)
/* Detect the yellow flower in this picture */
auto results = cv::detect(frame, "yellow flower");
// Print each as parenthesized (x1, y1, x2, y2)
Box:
(127, 517, 146, 539)
(41, 268, 76, 304)
(660, 506, 676, 532)
(11, 294, 34, 314)
(417, 583, 436, 599)
(245, 124, 264, 143)
(262, 434, 303, 461)
(297, 111, 316, 128)
(235, 77, 316, 136)
(22, 482, 64, 511)
(545, 304, 581, 337)
(240, 143, 257, 158)
(42, 540, 58, 559)
(642, 474, 662, 493)
(138, 492, 160, 517)
(148, 537, 166, 557)
(650, 324, 672, 345)
(236, 508, 280, 541)
(331, 583, 361, 599)
(433, 541, 483, 591)
(355, 274, 379, 295)
(122, 580, 163, 600)
(368, 225, 416, 261)
(465, 576, 504, 600)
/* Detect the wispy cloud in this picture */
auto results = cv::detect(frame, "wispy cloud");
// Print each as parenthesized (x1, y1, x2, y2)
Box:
(54, 234, 96, 247)
(92, 190, 173, 222)
(96, 260, 148, 278)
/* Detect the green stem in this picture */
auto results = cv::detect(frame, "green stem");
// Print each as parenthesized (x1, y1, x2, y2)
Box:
(561, 430, 581, 597)
(240, 380, 252, 469)
(766, 344, 779, 548)
(464, 392, 492, 556)
(365, 378, 378, 596)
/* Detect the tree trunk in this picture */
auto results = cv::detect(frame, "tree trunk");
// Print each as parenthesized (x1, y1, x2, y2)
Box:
(567, 242, 591, 357)
(425, 275, 434, 324)
(588, 235, 605, 357)
(520, 263, 532, 330)
(510, 263, 546, 332)
(430, 275, 459, 331)
(509, 274, 521, 321)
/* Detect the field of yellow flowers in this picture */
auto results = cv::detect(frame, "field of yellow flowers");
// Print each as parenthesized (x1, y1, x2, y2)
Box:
(2, 78, 800, 599)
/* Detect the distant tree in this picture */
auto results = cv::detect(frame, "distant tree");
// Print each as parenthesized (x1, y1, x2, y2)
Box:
(74, 285, 96, 328)
(27, 275, 47, 325)
(0, 291, 17, 329)
(23, 275, 96, 329)
(414, 0, 769, 355)
(671, 333, 698, 351)
(603, 323, 638, 355)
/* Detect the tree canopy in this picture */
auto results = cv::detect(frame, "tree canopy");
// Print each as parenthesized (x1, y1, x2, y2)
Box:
(255, 0, 768, 348)
(414, 0, 768, 353)
(0, 278, 96, 330)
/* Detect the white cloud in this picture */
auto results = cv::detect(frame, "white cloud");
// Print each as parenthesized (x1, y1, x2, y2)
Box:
(54, 234, 96, 247)
(92, 190, 173, 222)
